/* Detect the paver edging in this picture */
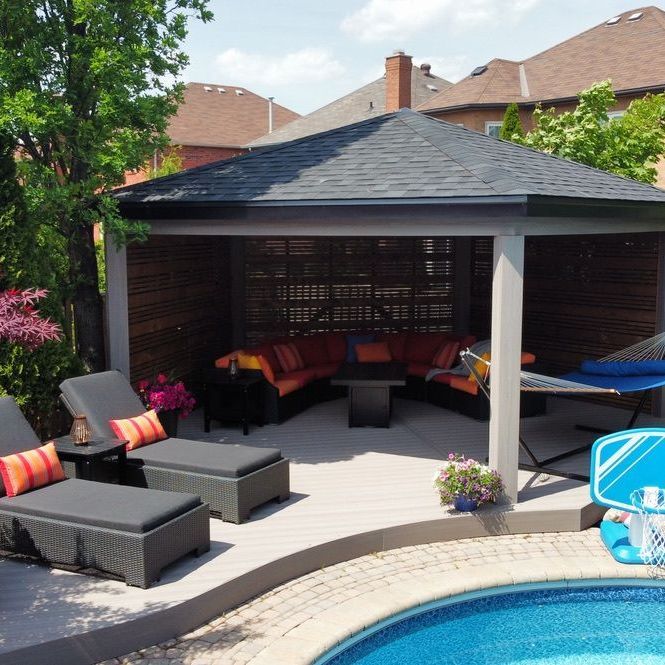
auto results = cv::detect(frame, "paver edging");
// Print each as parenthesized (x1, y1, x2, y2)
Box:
(251, 556, 650, 665)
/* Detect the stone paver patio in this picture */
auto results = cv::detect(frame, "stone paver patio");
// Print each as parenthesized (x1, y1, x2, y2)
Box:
(102, 528, 648, 665)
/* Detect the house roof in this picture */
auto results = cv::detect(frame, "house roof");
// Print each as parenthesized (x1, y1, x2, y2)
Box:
(248, 66, 450, 147)
(419, 6, 665, 112)
(166, 82, 300, 148)
(117, 109, 665, 212)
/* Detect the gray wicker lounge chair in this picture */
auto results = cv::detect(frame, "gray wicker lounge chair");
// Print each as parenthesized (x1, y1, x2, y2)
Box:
(60, 371, 290, 523)
(0, 397, 210, 587)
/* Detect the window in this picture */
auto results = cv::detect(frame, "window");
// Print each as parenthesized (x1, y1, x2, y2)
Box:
(485, 121, 502, 138)
(607, 110, 625, 121)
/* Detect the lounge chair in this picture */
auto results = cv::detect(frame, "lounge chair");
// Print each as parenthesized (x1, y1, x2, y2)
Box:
(59, 371, 290, 523)
(0, 397, 210, 588)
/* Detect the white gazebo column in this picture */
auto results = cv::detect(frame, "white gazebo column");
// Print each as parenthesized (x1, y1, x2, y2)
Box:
(105, 239, 130, 377)
(488, 235, 525, 503)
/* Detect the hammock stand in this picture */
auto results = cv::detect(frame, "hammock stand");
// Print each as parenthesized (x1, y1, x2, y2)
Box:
(460, 350, 619, 483)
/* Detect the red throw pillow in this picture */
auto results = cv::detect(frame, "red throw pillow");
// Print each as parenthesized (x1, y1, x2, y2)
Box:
(356, 342, 392, 363)
(0, 441, 66, 497)
(109, 409, 167, 452)
(432, 341, 460, 369)
(273, 343, 305, 373)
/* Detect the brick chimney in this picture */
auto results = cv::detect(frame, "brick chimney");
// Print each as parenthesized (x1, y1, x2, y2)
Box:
(385, 50, 412, 112)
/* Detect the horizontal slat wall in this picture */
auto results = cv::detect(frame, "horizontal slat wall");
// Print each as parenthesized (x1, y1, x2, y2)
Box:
(470, 233, 660, 411)
(243, 237, 456, 345)
(127, 236, 231, 383)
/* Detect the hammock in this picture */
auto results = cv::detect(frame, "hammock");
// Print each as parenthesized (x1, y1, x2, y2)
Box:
(459, 350, 619, 395)
(600, 332, 665, 362)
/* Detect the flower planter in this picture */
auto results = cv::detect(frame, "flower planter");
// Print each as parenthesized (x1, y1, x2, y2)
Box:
(157, 409, 179, 438)
(453, 495, 479, 512)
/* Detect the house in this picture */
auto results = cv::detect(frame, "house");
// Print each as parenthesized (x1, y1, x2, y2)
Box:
(419, 6, 665, 143)
(248, 51, 450, 147)
(124, 82, 300, 184)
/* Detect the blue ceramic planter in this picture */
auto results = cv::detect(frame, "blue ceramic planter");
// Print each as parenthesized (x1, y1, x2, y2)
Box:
(453, 495, 479, 512)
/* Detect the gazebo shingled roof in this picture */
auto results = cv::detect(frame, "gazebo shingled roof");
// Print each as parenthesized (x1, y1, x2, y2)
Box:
(117, 109, 665, 209)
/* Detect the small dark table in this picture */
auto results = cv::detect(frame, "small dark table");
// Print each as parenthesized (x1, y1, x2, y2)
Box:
(51, 436, 127, 482)
(331, 362, 407, 428)
(201, 367, 264, 435)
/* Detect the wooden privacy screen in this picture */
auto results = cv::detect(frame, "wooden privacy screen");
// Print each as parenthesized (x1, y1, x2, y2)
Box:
(243, 237, 456, 345)
(470, 233, 660, 411)
(126, 236, 231, 383)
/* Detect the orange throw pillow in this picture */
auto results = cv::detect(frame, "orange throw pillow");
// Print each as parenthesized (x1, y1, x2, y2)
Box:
(109, 409, 167, 452)
(468, 353, 491, 385)
(0, 441, 66, 497)
(273, 343, 305, 373)
(432, 341, 460, 369)
(356, 341, 392, 363)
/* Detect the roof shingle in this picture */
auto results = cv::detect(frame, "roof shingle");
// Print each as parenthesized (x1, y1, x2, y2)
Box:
(167, 83, 300, 148)
(419, 6, 665, 111)
(116, 109, 665, 207)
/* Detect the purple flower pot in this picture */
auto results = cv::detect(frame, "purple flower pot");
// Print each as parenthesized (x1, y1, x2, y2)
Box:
(454, 495, 479, 512)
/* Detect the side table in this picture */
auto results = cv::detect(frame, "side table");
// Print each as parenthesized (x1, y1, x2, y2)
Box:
(201, 368, 264, 435)
(51, 436, 128, 483)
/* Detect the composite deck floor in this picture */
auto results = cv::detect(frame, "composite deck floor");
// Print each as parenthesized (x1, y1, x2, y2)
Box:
(0, 395, 659, 661)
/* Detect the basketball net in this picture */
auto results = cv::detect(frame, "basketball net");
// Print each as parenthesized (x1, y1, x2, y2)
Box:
(631, 488, 665, 578)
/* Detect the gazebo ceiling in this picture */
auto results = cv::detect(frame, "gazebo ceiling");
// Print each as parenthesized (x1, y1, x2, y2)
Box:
(116, 109, 665, 235)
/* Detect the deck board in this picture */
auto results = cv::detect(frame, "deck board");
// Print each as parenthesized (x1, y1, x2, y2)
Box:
(0, 396, 659, 663)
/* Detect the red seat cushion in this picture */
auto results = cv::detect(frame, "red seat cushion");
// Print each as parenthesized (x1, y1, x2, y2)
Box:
(274, 368, 317, 397)
(405, 332, 447, 364)
(432, 341, 460, 369)
(450, 376, 479, 395)
(311, 363, 341, 379)
(376, 332, 408, 361)
(325, 333, 347, 364)
(407, 362, 431, 378)
(294, 335, 330, 367)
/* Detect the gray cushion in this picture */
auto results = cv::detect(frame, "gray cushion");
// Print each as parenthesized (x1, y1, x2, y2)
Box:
(60, 371, 146, 438)
(0, 478, 201, 534)
(0, 398, 42, 497)
(127, 439, 282, 478)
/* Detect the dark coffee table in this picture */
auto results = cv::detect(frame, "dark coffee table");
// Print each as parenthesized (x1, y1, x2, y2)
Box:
(201, 367, 264, 435)
(51, 435, 127, 482)
(331, 362, 407, 428)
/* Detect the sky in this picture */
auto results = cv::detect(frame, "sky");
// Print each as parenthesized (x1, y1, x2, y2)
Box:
(182, 1, 665, 115)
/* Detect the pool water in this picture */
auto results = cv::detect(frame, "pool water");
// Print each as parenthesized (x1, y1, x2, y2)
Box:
(318, 583, 665, 665)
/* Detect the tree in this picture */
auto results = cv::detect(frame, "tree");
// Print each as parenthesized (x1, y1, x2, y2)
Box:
(0, 0, 213, 371)
(518, 80, 665, 183)
(499, 103, 524, 142)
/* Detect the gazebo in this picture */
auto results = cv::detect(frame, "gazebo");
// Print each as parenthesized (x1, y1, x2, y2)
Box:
(113, 108, 665, 502)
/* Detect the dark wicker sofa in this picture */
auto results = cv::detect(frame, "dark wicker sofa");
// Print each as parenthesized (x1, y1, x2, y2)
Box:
(60, 371, 290, 523)
(0, 397, 210, 588)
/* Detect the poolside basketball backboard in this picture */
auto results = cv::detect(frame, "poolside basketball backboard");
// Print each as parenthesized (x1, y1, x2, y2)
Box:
(590, 428, 665, 512)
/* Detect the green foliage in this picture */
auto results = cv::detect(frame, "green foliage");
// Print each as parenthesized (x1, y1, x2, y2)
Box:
(518, 80, 665, 183)
(96, 239, 106, 293)
(0, 133, 81, 436)
(149, 148, 183, 179)
(499, 103, 524, 142)
(0, 0, 212, 369)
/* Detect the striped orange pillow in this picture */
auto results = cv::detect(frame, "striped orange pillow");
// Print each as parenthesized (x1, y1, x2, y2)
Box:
(0, 442, 66, 497)
(109, 409, 167, 452)
(432, 341, 460, 369)
(273, 343, 305, 373)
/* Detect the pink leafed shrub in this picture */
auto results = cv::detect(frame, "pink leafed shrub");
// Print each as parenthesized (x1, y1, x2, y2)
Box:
(137, 373, 196, 418)
(0, 288, 62, 349)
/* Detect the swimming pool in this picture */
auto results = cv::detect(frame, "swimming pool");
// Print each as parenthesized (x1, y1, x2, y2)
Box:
(315, 580, 665, 665)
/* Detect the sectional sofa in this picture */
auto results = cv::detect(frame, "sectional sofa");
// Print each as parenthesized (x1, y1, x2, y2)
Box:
(216, 331, 546, 424)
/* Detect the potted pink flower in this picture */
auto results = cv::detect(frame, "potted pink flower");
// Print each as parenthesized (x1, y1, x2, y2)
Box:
(434, 453, 503, 512)
(137, 373, 196, 437)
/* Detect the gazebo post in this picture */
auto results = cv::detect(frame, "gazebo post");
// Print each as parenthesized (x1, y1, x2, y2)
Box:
(488, 235, 525, 503)
(105, 239, 130, 377)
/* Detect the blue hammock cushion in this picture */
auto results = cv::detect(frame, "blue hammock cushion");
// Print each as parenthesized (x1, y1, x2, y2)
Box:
(581, 359, 665, 377)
